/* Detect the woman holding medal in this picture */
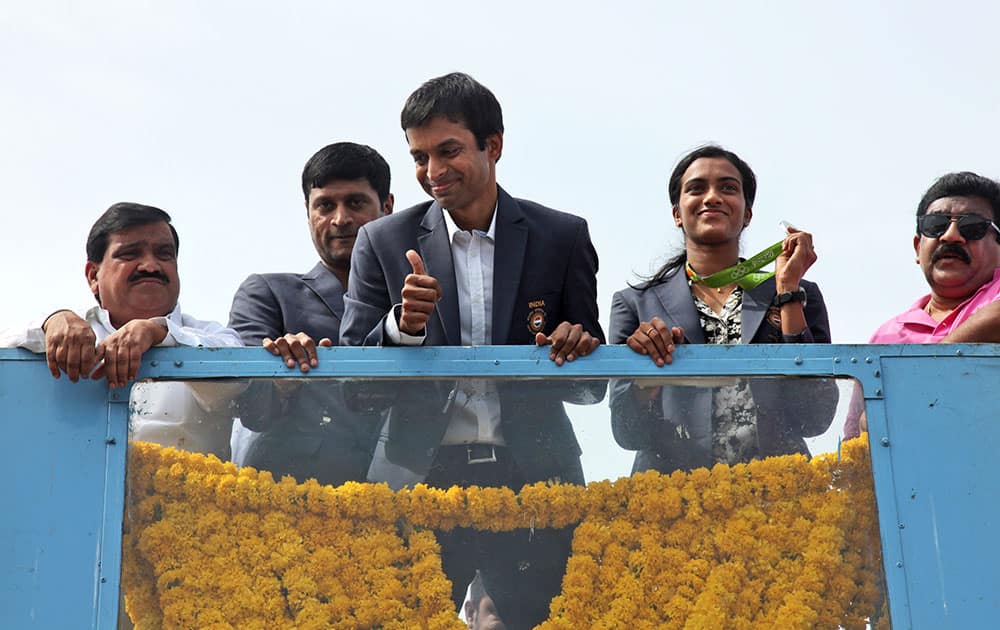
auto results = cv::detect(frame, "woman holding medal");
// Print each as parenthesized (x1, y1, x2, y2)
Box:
(609, 145, 838, 474)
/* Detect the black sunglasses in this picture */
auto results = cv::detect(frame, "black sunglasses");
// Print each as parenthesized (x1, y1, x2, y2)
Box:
(916, 213, 1000, 241)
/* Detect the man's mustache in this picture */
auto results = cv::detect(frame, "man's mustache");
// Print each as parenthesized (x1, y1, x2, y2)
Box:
(931, 243, 971, 264)
(327, 231, 357, 241)
(129, 270, 170, 284)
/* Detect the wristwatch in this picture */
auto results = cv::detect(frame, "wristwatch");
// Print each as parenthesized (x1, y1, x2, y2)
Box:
(772, 289, 807, 307)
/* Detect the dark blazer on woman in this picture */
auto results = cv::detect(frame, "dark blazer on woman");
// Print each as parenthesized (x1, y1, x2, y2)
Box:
(609, 265, 838, 474)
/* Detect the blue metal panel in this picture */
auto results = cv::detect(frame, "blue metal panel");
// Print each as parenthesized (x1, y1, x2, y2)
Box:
(873, 355, 1000, 629)
(0, 350, 127, 629)
(3, 343, 999, 628)
(130, 343, 884, 380)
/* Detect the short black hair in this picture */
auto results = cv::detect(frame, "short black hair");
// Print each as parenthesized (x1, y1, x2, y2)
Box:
(400, 72, 504, 150)
(668, 144, 757, 208)
(301, 142, 391, 204)
(86, 202, 178, 263)
(916, 171, 1000, 225)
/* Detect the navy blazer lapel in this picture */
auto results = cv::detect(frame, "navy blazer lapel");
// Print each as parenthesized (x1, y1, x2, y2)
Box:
(418, 204, 460, 345)
(741, 279, 775, 343)
(651, 269, 706, 344)
(491, 187, 527, 344)
(301, 262, 345, 322)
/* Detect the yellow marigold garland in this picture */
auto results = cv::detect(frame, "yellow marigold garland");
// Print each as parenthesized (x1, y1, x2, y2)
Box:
(123, 445, 461, 629)
(540, 438, 882, 629)
(122, 436, 882, 629)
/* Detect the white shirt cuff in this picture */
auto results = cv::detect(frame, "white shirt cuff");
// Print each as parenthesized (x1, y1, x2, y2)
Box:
(3, 311, 75, 353)
(383, 304, 426, 346)
(150, 316, 178, 346)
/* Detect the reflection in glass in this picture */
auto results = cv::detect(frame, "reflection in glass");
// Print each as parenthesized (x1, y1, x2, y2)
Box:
(128, 380, 248, 460)
(357, 375, 606, 628)
(122, 375, 885, 628)
(609, 375, 840, 475)
(230, 379, 386, 487)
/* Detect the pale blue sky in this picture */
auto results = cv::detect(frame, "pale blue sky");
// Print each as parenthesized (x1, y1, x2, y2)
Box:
(4, 0, 999, 471)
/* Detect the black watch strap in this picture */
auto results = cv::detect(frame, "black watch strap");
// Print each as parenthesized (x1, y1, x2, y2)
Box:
(772, 289, 807, 307)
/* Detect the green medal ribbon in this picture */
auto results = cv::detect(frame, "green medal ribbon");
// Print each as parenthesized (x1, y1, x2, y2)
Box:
(685, 240, 784, 290)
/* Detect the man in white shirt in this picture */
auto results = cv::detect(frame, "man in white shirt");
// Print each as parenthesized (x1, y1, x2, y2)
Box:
(2, 202, 243, 455)
(341, 72, 605, 629)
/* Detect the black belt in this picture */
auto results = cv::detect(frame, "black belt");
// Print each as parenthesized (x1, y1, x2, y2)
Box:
(438, 444, 507, 465)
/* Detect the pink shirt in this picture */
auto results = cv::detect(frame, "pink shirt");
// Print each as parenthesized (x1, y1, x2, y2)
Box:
(869, 268, 1000, 343)
(845, 268, 1000, 437)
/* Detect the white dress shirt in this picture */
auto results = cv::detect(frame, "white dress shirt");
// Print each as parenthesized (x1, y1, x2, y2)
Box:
(3, 304, 242, 352)
(383, 205, 505, 446)
(1, 304, 245, 457)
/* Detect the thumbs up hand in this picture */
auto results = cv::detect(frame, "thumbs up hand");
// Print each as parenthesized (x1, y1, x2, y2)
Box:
(400, 249, 442, 335)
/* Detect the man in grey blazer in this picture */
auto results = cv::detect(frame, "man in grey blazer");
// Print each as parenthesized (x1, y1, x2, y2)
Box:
(227, 142, 393, 485)
(339, 72, 604, 628)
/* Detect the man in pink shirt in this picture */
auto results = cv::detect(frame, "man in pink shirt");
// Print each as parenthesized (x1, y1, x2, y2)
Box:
(847, 171, 1000, 436)
(872, 171, 1000, 343)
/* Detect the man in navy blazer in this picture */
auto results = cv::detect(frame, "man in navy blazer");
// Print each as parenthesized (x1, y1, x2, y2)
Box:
(227, 142, 393, 485)
(339, 72, 604, 628)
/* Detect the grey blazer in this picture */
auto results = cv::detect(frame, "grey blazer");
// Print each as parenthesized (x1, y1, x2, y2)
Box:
(609, 265, 838, 474)
(227, 263, 381, 486)
(229, 262, 345, 345)
(340, 186, 605, 489)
